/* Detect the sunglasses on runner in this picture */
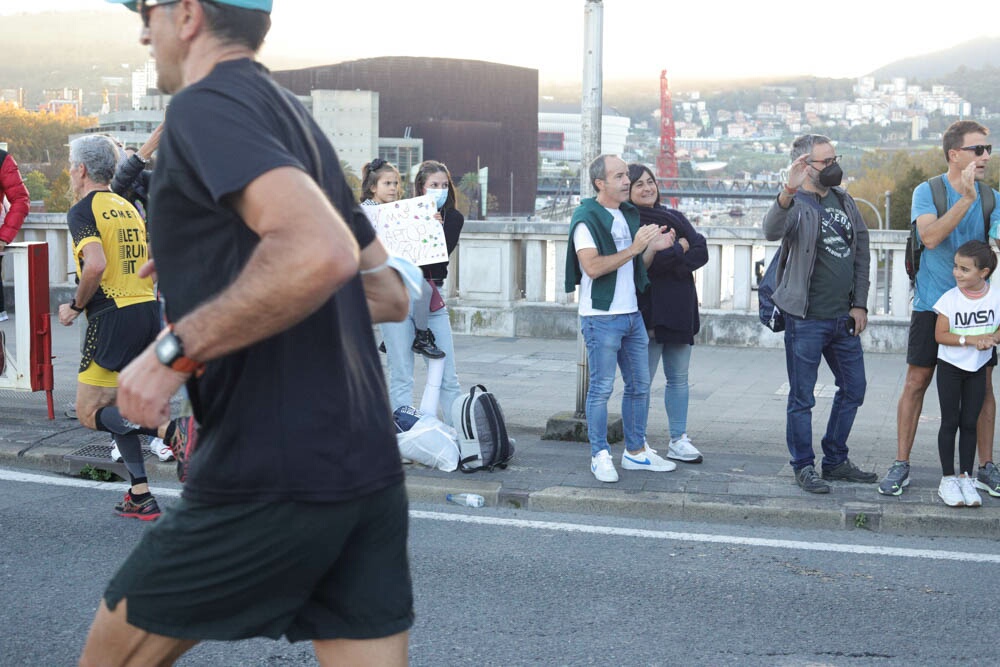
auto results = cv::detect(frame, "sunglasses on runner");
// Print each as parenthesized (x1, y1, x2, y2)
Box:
(140, 0, 182, 28)
(959, 144, 993, 156)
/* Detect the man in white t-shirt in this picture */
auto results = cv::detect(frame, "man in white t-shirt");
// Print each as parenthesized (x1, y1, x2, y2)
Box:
(564, 154, 675, 482)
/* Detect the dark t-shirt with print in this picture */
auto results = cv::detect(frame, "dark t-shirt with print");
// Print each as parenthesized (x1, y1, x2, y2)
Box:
(147, 59, 401, 504)
(806, 189, 855, 319)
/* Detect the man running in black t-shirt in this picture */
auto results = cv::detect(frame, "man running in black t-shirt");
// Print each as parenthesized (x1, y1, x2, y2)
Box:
(82, 1, 412, 665)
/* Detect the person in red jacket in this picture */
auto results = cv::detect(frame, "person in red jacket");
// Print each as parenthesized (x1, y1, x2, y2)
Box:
(0, 148, 31, 321)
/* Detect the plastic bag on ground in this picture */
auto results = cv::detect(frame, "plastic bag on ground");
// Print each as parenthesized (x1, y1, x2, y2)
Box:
(396, 414, 459, 472)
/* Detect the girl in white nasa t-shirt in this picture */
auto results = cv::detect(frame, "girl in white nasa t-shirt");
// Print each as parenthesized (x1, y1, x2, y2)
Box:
(933, 241, 1000, 507)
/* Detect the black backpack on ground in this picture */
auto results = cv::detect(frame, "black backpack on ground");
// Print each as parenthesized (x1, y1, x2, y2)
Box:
(905, 175, 995, 283)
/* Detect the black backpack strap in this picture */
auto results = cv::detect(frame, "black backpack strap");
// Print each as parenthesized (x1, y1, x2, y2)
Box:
(928, 174, 948, 223)
(977, 181, 995, 237)
(459, 455, 484, 473)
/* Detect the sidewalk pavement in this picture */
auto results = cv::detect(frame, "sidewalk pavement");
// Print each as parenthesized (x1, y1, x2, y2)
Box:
(2, 313, 998, 539)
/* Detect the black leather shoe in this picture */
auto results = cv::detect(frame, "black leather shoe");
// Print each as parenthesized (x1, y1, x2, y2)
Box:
(795, 465, 831, 493)
(411, 329, 445, 359)
(823, 458, 878, 483)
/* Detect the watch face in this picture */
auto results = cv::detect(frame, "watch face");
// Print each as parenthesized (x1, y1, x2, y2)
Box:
(156, 333, 181, 365)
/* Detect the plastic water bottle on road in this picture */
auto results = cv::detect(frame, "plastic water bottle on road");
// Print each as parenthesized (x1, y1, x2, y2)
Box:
(446, 493, 485, 507)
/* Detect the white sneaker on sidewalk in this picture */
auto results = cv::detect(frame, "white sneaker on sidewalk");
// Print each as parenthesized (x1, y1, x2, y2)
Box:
(109, 440, 122, 462)
(149, 437, 174, 462)
(938, 476, 965, 507)
(666, 434, 704, 463)
(958, 474, 982, 507)
(622, 445, 677, 472)
(591, 450, 619, 483)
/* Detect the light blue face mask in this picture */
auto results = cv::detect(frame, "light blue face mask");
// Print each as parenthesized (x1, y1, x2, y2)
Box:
(425, 188, 448, 209)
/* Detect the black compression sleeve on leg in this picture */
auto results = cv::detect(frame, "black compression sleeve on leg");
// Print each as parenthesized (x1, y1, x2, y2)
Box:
(95, 406, 159, 437)
(114, 433, 147, 481)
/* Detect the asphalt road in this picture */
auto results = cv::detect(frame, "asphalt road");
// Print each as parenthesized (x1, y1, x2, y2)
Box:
(1, 469, 997, 666)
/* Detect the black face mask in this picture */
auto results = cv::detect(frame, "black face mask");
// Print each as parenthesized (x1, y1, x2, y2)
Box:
(818, 162, 843, 187)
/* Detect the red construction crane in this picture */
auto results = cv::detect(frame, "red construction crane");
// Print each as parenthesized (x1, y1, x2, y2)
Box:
(657, 69, 679, 206)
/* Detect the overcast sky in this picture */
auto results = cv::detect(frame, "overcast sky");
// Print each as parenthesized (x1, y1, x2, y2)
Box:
(7, 1, 998, 83)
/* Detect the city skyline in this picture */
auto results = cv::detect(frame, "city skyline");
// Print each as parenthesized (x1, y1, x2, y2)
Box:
(5, 1, 999, 83)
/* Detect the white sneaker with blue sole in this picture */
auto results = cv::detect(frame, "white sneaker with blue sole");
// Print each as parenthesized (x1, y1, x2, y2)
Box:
(622, 446, 677, 472)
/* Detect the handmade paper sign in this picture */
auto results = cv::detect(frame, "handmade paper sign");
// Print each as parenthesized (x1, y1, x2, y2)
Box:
(361, 195, 448, 266)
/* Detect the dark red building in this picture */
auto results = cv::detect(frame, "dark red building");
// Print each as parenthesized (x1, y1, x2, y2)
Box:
(273, 57, 538, 216)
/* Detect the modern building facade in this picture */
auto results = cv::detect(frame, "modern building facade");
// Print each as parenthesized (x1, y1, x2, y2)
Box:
(274, 57, 538, 216)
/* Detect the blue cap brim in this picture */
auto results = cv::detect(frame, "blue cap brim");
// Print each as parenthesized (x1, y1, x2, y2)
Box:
(105, 0, 139, 10)
(104, 0, 272, 12)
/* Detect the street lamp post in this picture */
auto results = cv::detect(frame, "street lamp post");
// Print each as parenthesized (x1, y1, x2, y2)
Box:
(853, 195, 888, 314)
(576, 0, 603, 419)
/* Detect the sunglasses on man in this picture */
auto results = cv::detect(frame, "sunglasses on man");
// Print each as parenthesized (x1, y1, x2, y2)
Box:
(959, 144, 993, 156)
(139, 0, 181, 28)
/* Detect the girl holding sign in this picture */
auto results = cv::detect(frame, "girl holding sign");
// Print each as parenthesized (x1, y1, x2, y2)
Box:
(361, 158, 444, 359)
(377, 160, 465, 424)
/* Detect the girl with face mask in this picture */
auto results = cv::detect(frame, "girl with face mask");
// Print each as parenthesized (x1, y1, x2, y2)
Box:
(378, 160, 465, 425)
(362, 158, 445, 360)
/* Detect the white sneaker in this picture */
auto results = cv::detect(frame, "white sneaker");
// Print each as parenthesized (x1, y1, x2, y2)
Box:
(622, 445, 677, 472)
(958, 474, 982, 507)
(148, 437, 174, 462)
(938, 476, 966, 507)
(591, 450, 619, 483)
(109, 440, 122, 462)
(667, 434, 704, 463)
(0, 311, 8, 322)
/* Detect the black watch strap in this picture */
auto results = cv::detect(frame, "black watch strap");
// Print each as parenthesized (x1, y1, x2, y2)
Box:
(69, 299, 84, 313)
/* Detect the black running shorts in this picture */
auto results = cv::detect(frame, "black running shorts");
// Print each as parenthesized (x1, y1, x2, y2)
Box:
(104, 481, 413, 642)
(79, 301, 160, 376)
(907, 310, 997, 368)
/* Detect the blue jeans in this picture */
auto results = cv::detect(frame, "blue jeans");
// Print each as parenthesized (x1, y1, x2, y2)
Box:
(580, 312, 650, 457)
(647, 341, 692, 440)
(381, 303, 461, 426)
(783, 315, 866, 471)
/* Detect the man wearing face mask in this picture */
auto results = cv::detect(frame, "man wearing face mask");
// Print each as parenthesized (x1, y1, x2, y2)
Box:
(763, 134, 876, 494)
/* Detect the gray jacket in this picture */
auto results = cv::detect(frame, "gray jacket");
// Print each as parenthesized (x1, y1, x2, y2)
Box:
(762, 188, 870, 318)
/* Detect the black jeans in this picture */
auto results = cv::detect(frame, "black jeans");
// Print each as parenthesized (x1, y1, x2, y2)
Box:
(936, 359, 985, 476)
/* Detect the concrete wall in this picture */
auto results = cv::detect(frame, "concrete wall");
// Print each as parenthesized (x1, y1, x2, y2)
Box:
(7, 214, 916, 352)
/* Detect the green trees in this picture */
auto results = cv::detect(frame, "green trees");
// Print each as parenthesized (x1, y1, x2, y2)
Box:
(22, 170, 50, 202)
(43, 169, 73, 212)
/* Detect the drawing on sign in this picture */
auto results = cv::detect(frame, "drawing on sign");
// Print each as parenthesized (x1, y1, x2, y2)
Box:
(361, 194, 448, 266)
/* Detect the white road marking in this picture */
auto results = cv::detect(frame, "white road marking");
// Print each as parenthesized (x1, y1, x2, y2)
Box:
(5, 469, 997, 564)
(410, 511, 1000, 564)
(0, 469, 182, 497)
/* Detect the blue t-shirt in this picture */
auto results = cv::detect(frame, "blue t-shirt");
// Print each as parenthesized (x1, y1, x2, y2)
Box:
(912, 176, 1000, 311)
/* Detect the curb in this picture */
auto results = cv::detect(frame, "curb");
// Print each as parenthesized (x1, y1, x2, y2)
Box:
(402, 475, 1000, 539)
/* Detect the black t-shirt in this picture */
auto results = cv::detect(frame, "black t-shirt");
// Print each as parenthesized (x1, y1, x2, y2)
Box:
(806, 189, 855, 319)
(148, 59, 401, 503)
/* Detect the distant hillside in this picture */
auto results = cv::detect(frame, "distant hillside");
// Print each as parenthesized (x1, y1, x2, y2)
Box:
(2, 11, 148, 107)
(870, 37, 1000, 81)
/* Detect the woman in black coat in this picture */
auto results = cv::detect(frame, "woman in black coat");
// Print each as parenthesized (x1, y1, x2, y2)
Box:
(628, 163, 709, 464)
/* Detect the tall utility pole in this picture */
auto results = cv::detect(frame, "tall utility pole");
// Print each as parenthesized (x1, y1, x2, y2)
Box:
(576, 0, 603, 418)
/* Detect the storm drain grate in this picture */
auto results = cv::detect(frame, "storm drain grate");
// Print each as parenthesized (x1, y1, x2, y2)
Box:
(64, 443, 155, 478)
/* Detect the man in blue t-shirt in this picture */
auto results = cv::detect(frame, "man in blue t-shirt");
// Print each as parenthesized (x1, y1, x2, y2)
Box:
(84, 1, 413, 664)
(882, 120, 1000, 498)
